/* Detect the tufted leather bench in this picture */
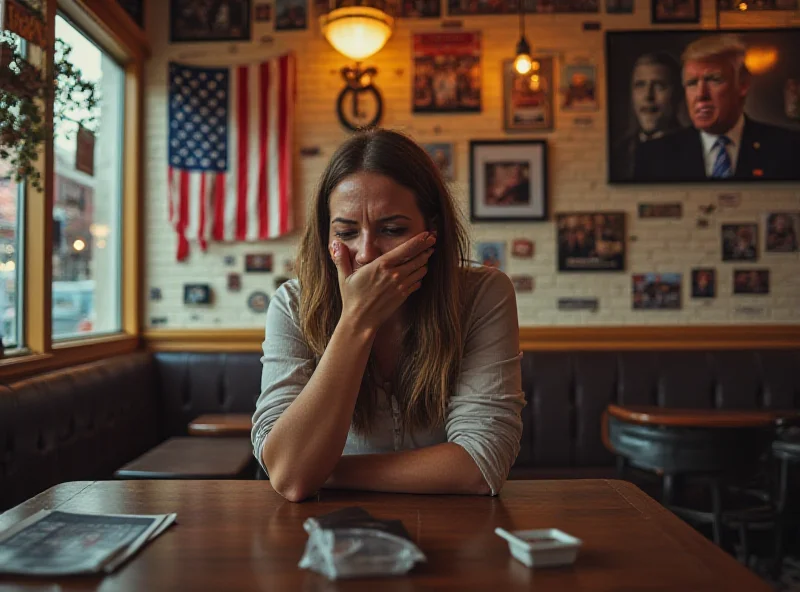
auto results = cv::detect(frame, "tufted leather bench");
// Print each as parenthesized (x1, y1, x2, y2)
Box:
(1, 348, 798, 511)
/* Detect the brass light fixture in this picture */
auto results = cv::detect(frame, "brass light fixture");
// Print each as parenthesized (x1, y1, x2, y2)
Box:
(320, 0, 394, 131)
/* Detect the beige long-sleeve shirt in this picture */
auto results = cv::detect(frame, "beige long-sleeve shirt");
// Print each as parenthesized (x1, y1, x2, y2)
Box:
(251, 265, 525, 495)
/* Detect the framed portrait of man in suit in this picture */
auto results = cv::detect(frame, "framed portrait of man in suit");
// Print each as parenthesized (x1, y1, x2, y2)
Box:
(606, 28, 800, 184)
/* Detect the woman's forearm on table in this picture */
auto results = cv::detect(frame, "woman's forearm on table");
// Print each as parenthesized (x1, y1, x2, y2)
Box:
(324, 443, 491, 496)
(263, 315, 375, 502)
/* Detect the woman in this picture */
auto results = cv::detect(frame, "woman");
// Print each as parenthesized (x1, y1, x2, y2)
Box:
(252, 128, 524, 503)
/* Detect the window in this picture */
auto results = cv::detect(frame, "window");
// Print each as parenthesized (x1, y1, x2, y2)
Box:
(52, 15, 124, 340)
(0, 32, 26, 351)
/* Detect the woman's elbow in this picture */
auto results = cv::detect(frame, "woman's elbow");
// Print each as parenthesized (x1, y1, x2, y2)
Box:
(269, 471, 317, 503)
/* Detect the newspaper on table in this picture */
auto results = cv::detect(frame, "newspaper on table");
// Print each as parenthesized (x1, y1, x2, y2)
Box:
(0, 509, 177, 576)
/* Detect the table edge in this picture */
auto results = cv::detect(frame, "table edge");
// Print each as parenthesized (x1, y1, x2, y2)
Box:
(603, 479, 771, 591)
(607, 404, 799, 428)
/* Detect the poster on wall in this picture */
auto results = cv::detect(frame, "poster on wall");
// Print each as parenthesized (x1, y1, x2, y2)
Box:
(560, 59, 598, 112)
(170, 0, 251, 43)
(503, 56, 555, 131)
(607, 29, 800, 183)
(412, 32, 481, 114)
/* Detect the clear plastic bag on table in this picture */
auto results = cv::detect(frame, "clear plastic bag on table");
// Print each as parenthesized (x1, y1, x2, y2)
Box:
(298, 507, 426, 580)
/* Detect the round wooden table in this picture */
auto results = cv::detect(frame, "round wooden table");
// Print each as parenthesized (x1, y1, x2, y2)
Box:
(603, 404, 800, 552)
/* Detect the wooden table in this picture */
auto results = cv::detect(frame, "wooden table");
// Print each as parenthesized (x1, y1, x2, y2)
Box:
(114, 437, 254, 479)
(188, 413, 253, 436)
(607, 404, 800, 428)
(0, 480, 770, 590)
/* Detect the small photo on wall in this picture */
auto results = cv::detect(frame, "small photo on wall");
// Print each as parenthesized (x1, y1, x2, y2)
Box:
(651, 0, 700, 23)
(400, 0, 441, 17)
(765, 212, 799, 252)
(733, 269, 770, 295)
(170, 0, 251, 42)
(254, 2, 272, 21)
(691, 268, 716, 298)
(184, 284, 212, 305)
(274, 0, 306, 30)
(245, 253, 274, 272)
(606, 0, 634, 12)
(560, 61, 598, 112)
(632, 273, 682, 309)
(638, 202, 682, 219)
(557, 212, 625, 272)
(422, 143, 455, 181)
(476, 242, 506, 271)
(722, 223, 758, 261)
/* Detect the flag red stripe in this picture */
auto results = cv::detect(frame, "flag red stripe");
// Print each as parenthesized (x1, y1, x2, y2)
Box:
(278, 56, 290, 235)
(168, 167, 174, 222)
(177, 170, 190, 261)
(236, 66, 249, 241)
(198, 173, 207, 248)
(213, 173, 226, 240)
(258, 62, 269, 240)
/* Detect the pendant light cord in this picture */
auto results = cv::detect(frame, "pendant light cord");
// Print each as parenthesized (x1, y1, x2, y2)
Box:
(519, 1, 526, 39)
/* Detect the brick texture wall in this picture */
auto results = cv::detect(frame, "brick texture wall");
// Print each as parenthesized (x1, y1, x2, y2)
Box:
(143, 1, 800, 329)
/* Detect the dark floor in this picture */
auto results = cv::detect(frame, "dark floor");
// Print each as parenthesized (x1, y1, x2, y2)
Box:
(621, 467, 800, 591)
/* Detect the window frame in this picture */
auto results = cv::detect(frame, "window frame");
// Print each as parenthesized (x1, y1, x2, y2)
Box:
(0, 0, 148, 380)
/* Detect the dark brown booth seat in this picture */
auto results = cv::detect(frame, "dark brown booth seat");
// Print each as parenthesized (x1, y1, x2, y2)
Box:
(1, 349, 798, 511)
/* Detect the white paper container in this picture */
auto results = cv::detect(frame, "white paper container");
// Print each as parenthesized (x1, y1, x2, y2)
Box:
(494, 527, 582, 568)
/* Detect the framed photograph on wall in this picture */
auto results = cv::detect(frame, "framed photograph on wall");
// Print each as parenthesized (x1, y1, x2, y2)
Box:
(503, 56, 555, 131)
(651, 0, 699, 23)
(607, 28, 800, 183)
(469, 140, 548, 222)
(170, 0, 251, 43)
(556, 212, 626, 272)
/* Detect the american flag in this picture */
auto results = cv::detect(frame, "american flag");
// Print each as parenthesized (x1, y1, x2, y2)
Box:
(167, 54, 296, 261)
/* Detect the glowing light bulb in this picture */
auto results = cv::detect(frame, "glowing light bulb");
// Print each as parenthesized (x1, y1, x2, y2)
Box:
(514, 53, 532, 75)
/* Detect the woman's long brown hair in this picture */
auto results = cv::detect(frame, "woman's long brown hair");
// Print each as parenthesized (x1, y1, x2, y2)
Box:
(296, 128, 470, 434)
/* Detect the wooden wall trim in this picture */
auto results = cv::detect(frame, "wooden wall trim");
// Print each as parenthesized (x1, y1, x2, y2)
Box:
(63, 0, 151, 61)
(143, 325, 800, 353)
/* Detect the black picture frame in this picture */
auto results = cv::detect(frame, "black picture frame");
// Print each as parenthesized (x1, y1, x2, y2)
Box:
(469, 140, 548, 223)
(650, 0, 699, 23)
(556, 211, 626, 272)
(606, 28, 800, 184)
(170, 0, 252, 43)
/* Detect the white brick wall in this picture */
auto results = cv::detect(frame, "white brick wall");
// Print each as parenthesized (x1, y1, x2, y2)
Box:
(144, 1, 800, 328)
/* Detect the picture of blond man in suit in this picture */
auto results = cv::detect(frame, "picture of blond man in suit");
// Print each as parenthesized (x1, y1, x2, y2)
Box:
(633, 34, 800, 181)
